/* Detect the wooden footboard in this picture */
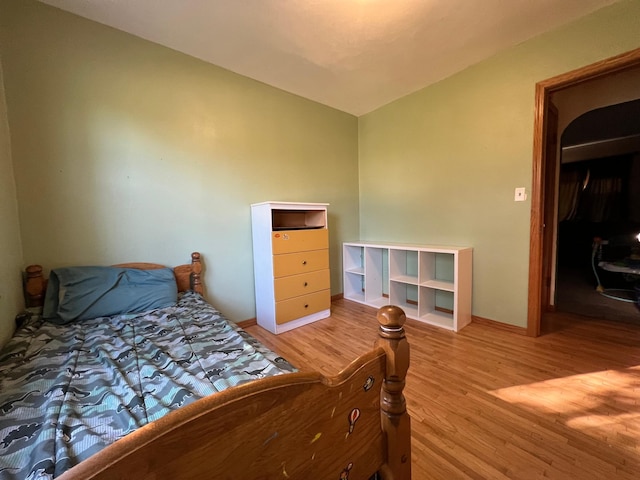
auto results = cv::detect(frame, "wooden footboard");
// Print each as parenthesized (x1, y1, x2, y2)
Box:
(57, 306, 411, 480)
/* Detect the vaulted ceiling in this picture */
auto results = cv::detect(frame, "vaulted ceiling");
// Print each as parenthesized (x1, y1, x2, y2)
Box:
(39, 0, 620, 115)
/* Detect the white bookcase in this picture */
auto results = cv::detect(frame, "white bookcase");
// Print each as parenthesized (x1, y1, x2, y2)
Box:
(343, 242, 472, 332)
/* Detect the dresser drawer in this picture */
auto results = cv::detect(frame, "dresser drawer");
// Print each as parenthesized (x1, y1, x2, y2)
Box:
(272, 229, 328, 254)
(275, 289, 331, 325)
(273, 249, 329, 278)
(274, 269, 330, 301)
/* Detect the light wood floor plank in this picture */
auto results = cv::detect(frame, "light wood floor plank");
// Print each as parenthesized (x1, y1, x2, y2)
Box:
(245, 299, 640, 479)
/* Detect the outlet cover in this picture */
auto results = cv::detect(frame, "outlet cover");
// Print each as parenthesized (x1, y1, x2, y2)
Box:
(515, 187, 527, 201)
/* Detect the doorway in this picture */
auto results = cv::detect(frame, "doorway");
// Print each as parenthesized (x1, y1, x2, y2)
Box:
(527, 47, 640, 337)
(555, 100, 640, 324)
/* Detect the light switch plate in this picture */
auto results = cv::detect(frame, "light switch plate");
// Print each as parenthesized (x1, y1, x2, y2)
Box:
(515, 187, 527, 201)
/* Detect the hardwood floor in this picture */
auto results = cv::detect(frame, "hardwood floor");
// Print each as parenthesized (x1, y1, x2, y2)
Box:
(246, 299, 640, 479)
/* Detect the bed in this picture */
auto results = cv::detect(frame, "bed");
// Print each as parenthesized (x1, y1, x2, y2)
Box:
(0, 252, 411, 480)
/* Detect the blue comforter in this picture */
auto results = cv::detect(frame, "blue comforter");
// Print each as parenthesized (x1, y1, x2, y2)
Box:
(0, 292, 295, 479)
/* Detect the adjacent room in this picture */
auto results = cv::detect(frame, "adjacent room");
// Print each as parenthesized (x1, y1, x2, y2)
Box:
(1, 0, 639, 478)
(554, 97, 640, 323)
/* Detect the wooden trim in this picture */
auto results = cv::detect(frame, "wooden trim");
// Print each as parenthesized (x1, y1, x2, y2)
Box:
(537, 47, 640, 92)
(190, 252, 203, 295)
(434, 306, 454, 315)
(472, 315, 527, 336)
(112, 262, 165, 269)
(236, 318, 257, 329)
(528, 47, 640, 338)
(528, 81, 547, 338)
(335, 293, 421, 309)
(375, 305, 412, 479)
(24, 264, 45, 308)
(173, 252, 203, 295)
(541, 102, 559, 322)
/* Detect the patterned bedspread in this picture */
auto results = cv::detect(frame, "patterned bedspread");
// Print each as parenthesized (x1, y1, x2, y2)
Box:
(0, 292, 295, 480)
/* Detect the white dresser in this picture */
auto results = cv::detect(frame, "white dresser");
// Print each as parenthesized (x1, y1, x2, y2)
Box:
(251, 202, 331, 334)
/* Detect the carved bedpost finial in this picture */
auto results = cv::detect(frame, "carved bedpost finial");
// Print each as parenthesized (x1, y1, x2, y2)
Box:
(190, 252, 203, 295)
(376, 305, 411, 479)
(25, 265, 45, 308)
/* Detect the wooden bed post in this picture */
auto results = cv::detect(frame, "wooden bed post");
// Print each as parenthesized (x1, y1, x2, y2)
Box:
(376, 305, 412, 480)
(25, 264, 45, 307)
(190, 252, 203, 295)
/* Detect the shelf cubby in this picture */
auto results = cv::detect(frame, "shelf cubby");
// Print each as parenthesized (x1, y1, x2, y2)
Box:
(344, 272, 365, 304)
(271, 208, 326, 230)
(389, 249, 419, 285)
(343, 245, 365, 274)
(364, 247, 389, 308)
(419, 287, 454, 330)
(390, 280, 419, 319)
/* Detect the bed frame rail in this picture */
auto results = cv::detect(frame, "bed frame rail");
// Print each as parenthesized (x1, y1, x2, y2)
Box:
(57, 306, 411, 480)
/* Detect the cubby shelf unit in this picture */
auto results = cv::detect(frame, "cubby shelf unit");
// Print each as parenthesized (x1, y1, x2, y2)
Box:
(343, 242, 472, 332)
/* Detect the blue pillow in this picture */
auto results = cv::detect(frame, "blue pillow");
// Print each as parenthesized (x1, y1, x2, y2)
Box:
(43, 266, 178, 324)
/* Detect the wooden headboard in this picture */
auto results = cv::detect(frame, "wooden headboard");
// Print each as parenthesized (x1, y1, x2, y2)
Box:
(24, 252, 203, 308)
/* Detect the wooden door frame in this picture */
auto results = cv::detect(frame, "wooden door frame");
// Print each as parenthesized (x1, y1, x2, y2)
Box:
(527, 47, 640, 337)
(540, 101, 558, 320)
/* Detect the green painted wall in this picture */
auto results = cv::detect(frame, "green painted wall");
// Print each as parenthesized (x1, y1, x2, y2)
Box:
(358, 0, 640, 327)
(2, 0, 639, 334)
(0, 60, 24, 348)
(0, 0, 359, 323)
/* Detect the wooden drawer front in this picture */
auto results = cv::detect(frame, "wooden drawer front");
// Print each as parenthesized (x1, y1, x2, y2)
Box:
(273, 249, 329, 278)
(274, 269, 330, 301)
(275, 289, 331, 325)
(272, 229, 328, 254)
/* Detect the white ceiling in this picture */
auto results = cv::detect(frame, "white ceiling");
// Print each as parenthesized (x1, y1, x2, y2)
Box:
(39, 0, 620, 116)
